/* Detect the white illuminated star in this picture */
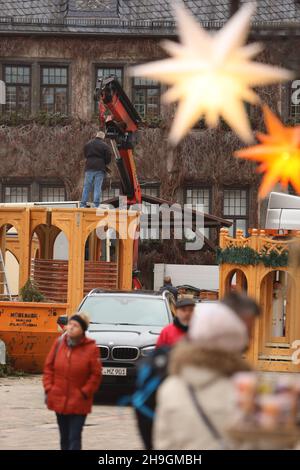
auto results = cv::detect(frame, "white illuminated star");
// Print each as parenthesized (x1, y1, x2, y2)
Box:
(131, 2, 292, 144)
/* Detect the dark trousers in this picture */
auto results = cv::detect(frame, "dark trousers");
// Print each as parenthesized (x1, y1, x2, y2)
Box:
(56, 413, 87, 450)
(135, 409, 153, 450)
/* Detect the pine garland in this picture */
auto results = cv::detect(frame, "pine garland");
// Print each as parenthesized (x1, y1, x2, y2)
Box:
(216, 247, 259, 266)
(216, 246, 289, 268)
(260, 249, 289, 268)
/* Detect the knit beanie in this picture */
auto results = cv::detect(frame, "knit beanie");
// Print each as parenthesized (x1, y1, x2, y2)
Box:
(188, 302, 248, 352)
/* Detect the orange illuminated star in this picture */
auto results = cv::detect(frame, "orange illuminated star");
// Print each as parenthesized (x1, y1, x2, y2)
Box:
(235, 106, 300, 198)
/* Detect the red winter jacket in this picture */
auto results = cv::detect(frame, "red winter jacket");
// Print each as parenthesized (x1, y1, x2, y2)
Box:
(43, 335, 102, 415)
(156, 323, 186, 348)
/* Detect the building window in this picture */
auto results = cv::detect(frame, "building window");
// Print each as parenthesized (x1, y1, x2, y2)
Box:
(132, 78, 160, 118)
(142, 184, 160, 199)
(95, 66, 123, 112)
(4, 65, 31, 114)
(96, 66, 123, 85)
(289, 80, 300, 121)
(41, 66, 68, 114)
(223, 188, 248, 237)
(140, 185, 160, 240)
(4, 186, 29, 203)
(141, 184, 160, 213)
(185, 188, 211, 240)
(40, 186, 66, 202)
(185, 188, 210, 213)
(102, 186, 120, 202)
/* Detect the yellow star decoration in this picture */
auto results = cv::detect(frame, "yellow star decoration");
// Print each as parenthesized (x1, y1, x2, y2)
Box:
(131, 2, 292, 144)
(235, 106, 300, 198)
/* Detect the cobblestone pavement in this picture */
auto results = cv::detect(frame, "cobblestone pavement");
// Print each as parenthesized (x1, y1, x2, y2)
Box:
(0, 375, 143, 450)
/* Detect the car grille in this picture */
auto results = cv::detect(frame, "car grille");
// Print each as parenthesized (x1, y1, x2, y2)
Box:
(111, 346, 140, 361)
(98, 346, 109, 361)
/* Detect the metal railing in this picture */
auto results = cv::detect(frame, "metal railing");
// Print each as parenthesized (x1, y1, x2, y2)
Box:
(0, 15, 300, 32)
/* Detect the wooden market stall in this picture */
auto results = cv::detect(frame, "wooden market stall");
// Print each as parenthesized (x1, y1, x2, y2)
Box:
(0, 205, 139, 371)
(219, 228, 300, 372)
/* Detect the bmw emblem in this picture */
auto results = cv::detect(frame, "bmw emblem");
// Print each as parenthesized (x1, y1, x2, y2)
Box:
(108, 341, 114, 347)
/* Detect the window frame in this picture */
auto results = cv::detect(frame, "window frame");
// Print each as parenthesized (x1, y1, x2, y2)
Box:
(132, 77, 161, 119)
(40, 65, 69, 114)
(3, 184, 31, 203)
(3, 63, 32, 114)
(94, 64, 124, 112)
(184, 186, 212, 241)
(101, 184, 121, 203)
(140, 183, 161, 241)
(39, 184, 66, 202)
(95, 65, 124, 86)
(184, 186, 212, 214)
(223, 187, 249, 237)
(141, 182, 160, 199)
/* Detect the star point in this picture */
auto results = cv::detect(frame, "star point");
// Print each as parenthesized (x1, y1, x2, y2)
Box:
(131, 2, 293, 144)
(235, 106, 300, 198)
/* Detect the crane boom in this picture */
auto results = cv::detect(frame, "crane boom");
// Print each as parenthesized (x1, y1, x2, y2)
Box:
(94, 76, 143, 288)
(94, 76, 142, 206)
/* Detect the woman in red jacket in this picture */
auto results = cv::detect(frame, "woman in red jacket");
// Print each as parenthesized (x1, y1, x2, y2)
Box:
(43, 312, 102, 450)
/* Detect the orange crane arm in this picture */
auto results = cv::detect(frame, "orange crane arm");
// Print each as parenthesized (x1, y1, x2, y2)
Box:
(94, 77, 142, 287)
(94, 77, 142, 206)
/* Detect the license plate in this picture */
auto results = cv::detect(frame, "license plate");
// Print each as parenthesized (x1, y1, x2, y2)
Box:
(102, 367, 127, 376)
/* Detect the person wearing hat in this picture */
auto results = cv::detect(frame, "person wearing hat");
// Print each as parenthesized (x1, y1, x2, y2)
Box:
(43, 312, 102, 450)
(156, 298, 195, 348)
(80, 131, 112, 208)
(154, 303, 250, 450)
(159, 276, 178, 300)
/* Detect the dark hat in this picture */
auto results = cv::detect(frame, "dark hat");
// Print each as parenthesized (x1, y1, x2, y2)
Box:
(69, 314, 89, 332)
(176, 298, 196, 309)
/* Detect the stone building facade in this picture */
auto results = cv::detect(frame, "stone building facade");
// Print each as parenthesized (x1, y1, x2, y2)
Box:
(0, 1, 300, 282)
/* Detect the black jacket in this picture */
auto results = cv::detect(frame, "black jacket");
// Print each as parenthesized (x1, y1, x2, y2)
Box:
(159, 284, 178, 300)
(84, 138, 112, 172)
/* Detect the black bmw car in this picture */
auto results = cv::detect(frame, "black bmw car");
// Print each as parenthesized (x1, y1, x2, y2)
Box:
(77, 289, 175, 388)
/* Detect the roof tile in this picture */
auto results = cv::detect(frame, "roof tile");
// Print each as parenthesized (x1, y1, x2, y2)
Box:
(0, 1, 299, 33)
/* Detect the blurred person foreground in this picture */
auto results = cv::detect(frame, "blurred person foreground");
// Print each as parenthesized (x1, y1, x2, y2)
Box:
(131, 294, 300, 450)
(153, 302, 250, 450)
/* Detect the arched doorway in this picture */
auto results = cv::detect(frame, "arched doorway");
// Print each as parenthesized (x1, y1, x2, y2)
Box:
(53, 231, 69, 260)
(5, 250, 19, 296)
(0, 224, 20, 299)
(225, 269, 248, 294)
(259, 270, 294, 363)
(83, 227, 119, 295)
(30, 224, 69, 303)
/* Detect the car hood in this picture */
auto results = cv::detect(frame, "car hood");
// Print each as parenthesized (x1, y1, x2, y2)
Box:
(86, 324, 163, 348)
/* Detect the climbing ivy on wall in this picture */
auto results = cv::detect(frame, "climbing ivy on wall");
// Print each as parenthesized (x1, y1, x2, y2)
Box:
(216, 246, 289, 268)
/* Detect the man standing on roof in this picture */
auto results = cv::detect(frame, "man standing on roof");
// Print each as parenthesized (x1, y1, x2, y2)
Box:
(80, 131, 112, 208)
(156, 298, 195, 348)
(159, 276, 178, 300)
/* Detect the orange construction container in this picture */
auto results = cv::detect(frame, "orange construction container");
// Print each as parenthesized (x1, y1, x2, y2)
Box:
(0, 301, 68, 373)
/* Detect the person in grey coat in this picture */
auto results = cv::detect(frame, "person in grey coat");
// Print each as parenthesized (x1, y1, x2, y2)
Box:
(154, 302, 250, 450)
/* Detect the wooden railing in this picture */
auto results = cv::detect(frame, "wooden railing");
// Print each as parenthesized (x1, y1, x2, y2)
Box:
(219, 228, 300, 255)
(83, 261, 118, 295)
(31, 259, 118, 303)
(31, 259, 68, 303)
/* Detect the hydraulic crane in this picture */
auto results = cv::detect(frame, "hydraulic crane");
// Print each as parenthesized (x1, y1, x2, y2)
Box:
(94, 76, 143, 288)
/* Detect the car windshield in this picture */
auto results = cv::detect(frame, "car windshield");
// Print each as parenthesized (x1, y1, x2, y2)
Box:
(80, 295, 170, 327)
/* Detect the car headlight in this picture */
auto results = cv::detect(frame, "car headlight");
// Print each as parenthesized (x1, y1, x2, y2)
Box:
(141, 346, 155, 357)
